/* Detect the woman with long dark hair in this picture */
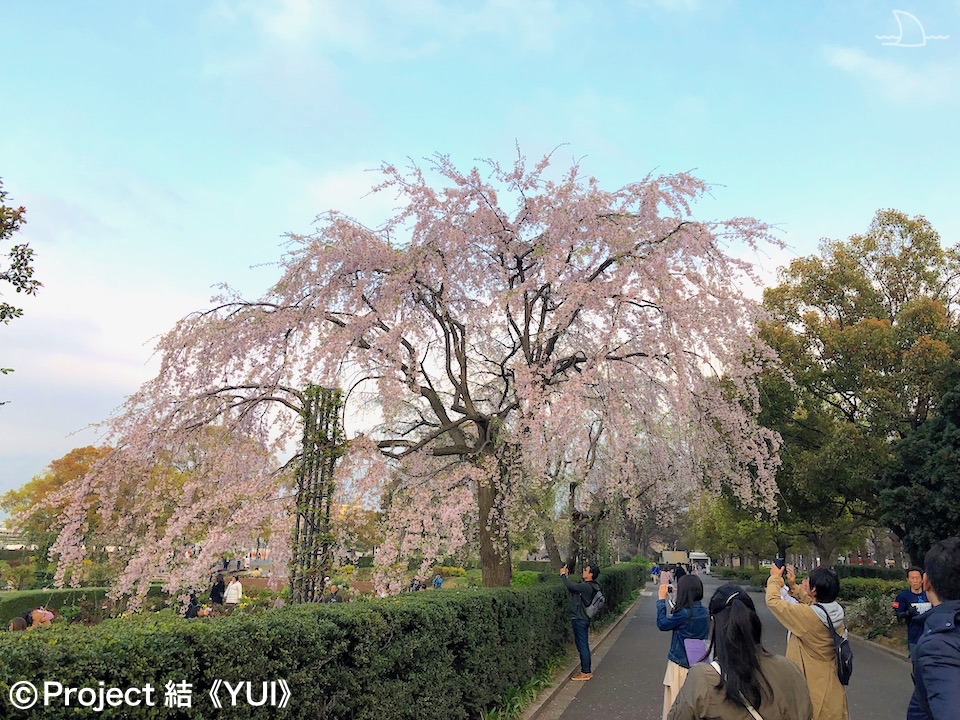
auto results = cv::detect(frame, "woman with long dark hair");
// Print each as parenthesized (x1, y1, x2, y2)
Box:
(667, 584, 813, 720)
(657, 574, 709, 720)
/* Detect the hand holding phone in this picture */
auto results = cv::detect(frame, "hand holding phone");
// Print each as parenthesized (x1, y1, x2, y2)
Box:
(774, 558, 785, 568)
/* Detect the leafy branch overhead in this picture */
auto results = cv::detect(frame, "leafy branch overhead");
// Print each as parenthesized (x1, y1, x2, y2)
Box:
(1, 179, 41, 381)
(1, 179, 41, 324)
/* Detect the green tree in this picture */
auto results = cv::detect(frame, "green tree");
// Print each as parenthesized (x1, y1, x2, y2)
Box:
(879, 376, 960, 565)
(761, 209, 960, 564)
(1, 179, 41, 378)
(687, 493, 779, 568)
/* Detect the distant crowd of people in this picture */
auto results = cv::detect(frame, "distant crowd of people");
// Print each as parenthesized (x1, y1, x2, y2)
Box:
(562, 537, 960, 720)
(406, 575, 444, 592)
(650, 562, 707, 586)
(184, 572, 346, 617)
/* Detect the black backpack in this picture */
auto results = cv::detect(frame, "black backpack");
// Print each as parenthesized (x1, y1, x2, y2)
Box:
(815, 604, 853, 685)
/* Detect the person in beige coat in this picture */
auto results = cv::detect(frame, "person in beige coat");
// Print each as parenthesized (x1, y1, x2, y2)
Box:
(766, 564, 849, 720)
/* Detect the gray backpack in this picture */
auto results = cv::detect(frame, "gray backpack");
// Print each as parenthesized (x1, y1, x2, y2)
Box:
(584, 584, 605, 619)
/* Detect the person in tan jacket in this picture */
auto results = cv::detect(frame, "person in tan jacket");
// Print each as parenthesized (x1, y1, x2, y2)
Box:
(766, 564, 849, 720)
(668, 583, 813, 720)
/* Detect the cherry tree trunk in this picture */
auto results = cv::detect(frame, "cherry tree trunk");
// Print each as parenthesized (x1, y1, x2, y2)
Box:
(477, 475, 512, 587)
(813, 537, 838, 568)
(566, 482, 589, 571)
(544, 530, 564, 570)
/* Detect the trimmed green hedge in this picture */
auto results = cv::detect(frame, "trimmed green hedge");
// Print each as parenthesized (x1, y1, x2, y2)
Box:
(712, 569, 905, 604)
(837, 577, 904, 603)
(0, 549, 34, 563)
(712, 567, 770, 587)
(834, 565, 906, 581)
(1, 586, 169, 626)
(0, 588, 110, 625)
(0, 564, 641, 719)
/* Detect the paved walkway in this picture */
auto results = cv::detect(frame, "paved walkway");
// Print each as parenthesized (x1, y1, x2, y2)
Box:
(535, 574, 915, 720)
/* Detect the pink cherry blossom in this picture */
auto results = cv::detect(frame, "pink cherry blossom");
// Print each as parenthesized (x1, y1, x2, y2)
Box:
(46, 150, 781, 598)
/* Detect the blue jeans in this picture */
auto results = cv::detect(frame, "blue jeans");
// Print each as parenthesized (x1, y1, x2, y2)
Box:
(572, 619, 591, 673)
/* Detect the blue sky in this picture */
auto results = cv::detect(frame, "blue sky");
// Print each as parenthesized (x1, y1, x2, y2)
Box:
(1, 0, 958, 497)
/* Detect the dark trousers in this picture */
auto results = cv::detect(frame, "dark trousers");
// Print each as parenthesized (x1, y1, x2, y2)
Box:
(572, 619, 591, 673)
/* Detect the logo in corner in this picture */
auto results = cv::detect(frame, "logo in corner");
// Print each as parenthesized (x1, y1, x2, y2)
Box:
(876, 10, 949, 47)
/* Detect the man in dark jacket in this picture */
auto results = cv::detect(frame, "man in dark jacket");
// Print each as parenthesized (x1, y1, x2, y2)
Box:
(893, 567, 931, 657)
(560, 562, 601, 681)
(323, 585, 344, 603)
(907, 536, 960, 720)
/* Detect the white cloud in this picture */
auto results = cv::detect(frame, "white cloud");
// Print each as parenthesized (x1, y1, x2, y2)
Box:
(824, 46, 957, 103)
(206, 0, 575, 67)
(631, 0, 702, 11)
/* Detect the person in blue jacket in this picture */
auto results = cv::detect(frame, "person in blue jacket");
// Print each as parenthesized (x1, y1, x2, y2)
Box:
(892, 566, 931, 657)
(657, 573, 709, 720)
(907, 536, 960, 720)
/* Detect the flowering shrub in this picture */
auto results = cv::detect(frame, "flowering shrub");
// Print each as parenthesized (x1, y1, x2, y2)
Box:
(434, 565, 467, 577)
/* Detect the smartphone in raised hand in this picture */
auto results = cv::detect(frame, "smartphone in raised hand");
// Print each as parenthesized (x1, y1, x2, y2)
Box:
(774, 558, 785, 568)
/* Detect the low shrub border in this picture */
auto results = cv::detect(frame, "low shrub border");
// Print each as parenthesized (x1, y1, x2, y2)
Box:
(711, 567, 769, 588)
(0, 588, 110, 625)
(0, 564, 641, 719)
(834, 565, 906, 581)
(1, 585, 169, 626)
(837, 577, 903, 603)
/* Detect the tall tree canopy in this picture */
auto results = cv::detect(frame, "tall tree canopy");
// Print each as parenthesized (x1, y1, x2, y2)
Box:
(761, 209, 960, 563)
(48, 152, 781, 596)
(880, 375, 960, 564)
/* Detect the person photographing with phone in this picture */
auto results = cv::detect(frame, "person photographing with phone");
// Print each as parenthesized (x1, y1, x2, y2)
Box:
(657, 574, 709, 720)
(766, 562, 849, 720)
(560, 562, 602, 681)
